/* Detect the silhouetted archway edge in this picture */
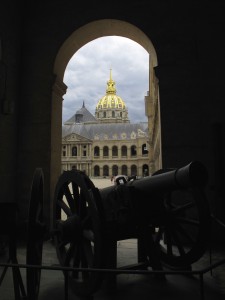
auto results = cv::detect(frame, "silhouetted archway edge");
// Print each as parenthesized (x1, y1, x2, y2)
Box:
(55, 19, 158, 78)
(51, 19, 162, 225)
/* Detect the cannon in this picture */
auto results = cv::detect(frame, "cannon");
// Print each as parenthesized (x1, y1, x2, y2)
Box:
(0, 161, 211, 299)
(52, 161, 211, 298)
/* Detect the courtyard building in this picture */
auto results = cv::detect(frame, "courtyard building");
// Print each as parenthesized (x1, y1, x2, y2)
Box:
(61, 71, 150, 177)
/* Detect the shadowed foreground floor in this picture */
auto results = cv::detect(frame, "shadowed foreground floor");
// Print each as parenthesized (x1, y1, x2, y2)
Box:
(1, 238, 225, 300)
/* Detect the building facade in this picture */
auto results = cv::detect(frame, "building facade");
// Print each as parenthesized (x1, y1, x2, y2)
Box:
(61, 71, 150, 177)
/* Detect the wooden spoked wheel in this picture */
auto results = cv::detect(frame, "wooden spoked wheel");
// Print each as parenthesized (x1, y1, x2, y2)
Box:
(26, 168, 45, 300)
(153, 186, 211, 269)
(53, 170, 104, 297)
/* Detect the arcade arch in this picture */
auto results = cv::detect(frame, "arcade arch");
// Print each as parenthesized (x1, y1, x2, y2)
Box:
(52, 19, 162, 205)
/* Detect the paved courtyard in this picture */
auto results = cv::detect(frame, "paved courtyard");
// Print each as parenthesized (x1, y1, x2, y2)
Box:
(90, 177, 114, 189)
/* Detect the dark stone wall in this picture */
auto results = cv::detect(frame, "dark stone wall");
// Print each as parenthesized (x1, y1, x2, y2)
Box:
(0, 0, 225, 241)
(0, 1, 22, 203)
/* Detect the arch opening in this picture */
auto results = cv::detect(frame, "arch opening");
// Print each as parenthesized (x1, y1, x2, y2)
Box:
(52, 19, 162, 221)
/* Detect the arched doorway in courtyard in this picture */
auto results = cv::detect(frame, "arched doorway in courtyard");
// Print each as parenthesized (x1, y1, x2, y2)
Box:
(51, 19, 162, 224)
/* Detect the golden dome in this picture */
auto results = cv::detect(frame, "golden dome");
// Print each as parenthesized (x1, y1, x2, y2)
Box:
(95, 69, 130, 124)
(96, 94, 126, 109)
(96, 69, 127, 110)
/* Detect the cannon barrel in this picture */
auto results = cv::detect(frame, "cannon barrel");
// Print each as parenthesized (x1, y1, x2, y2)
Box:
(52, 161, 211, 297)
(100, 161, 208, 199)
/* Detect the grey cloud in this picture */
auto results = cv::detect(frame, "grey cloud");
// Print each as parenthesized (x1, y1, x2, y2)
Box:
(63, 36, 149, 124)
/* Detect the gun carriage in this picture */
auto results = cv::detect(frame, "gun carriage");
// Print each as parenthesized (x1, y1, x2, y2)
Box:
(52, 161, 211, 298)
(0, 161, 211, 299)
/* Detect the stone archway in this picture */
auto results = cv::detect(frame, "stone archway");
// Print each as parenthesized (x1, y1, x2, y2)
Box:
(51, 19, 161, 224)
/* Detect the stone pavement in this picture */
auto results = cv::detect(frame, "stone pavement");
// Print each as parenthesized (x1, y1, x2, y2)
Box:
(1, 178, 225, 300)
(1, 238, 225, 300)
(90, 177, 115, 189)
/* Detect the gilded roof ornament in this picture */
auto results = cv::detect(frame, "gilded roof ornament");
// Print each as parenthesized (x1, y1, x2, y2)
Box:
(106, 69, 116, 94)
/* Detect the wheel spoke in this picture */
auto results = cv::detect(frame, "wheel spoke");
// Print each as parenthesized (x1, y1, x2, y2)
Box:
(82, 214, 92, 230)
(172, 221, 196, 244)
(176, 216, 199, 226)
(71, 182, 80, 211)
(171, 201, 194, 214)
(65, 243, 81, 279)
(64, 184, 76, 213)
(154, 227, 163, 244)
(83, 229, 94, 241)
(64, 242, 75, 263)
(164, 228, 173, 256)
(82, 239, 94, 267)
(169, 227, 186, 256)
(27, 168, 44, 300)
(57, 199, 72, 217)
(58, 239, 68, 249)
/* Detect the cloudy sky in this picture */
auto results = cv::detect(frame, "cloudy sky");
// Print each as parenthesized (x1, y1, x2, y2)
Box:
(63, 36, 149, 124)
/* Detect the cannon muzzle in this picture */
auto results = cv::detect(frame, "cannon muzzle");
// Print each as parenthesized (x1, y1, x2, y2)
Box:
(130, 160, 208, 193)
(100, 161, 208, 197)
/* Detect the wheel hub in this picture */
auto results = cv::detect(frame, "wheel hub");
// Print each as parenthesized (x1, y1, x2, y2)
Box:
(56, 214, 82, 243)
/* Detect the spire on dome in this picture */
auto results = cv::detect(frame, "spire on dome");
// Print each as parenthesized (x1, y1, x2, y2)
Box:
(82, 100, 85, 108)
(95, 70, 129, 124)
(106, 69, 116, 95)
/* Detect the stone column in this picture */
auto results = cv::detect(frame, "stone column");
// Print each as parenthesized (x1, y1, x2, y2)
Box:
(50, 76, 67, 229)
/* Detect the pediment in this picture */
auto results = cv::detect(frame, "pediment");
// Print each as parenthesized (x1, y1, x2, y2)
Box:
(64, 133, 89, 142)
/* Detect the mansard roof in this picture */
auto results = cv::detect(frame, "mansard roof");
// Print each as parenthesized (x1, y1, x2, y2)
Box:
(62, 122, 148, 141)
